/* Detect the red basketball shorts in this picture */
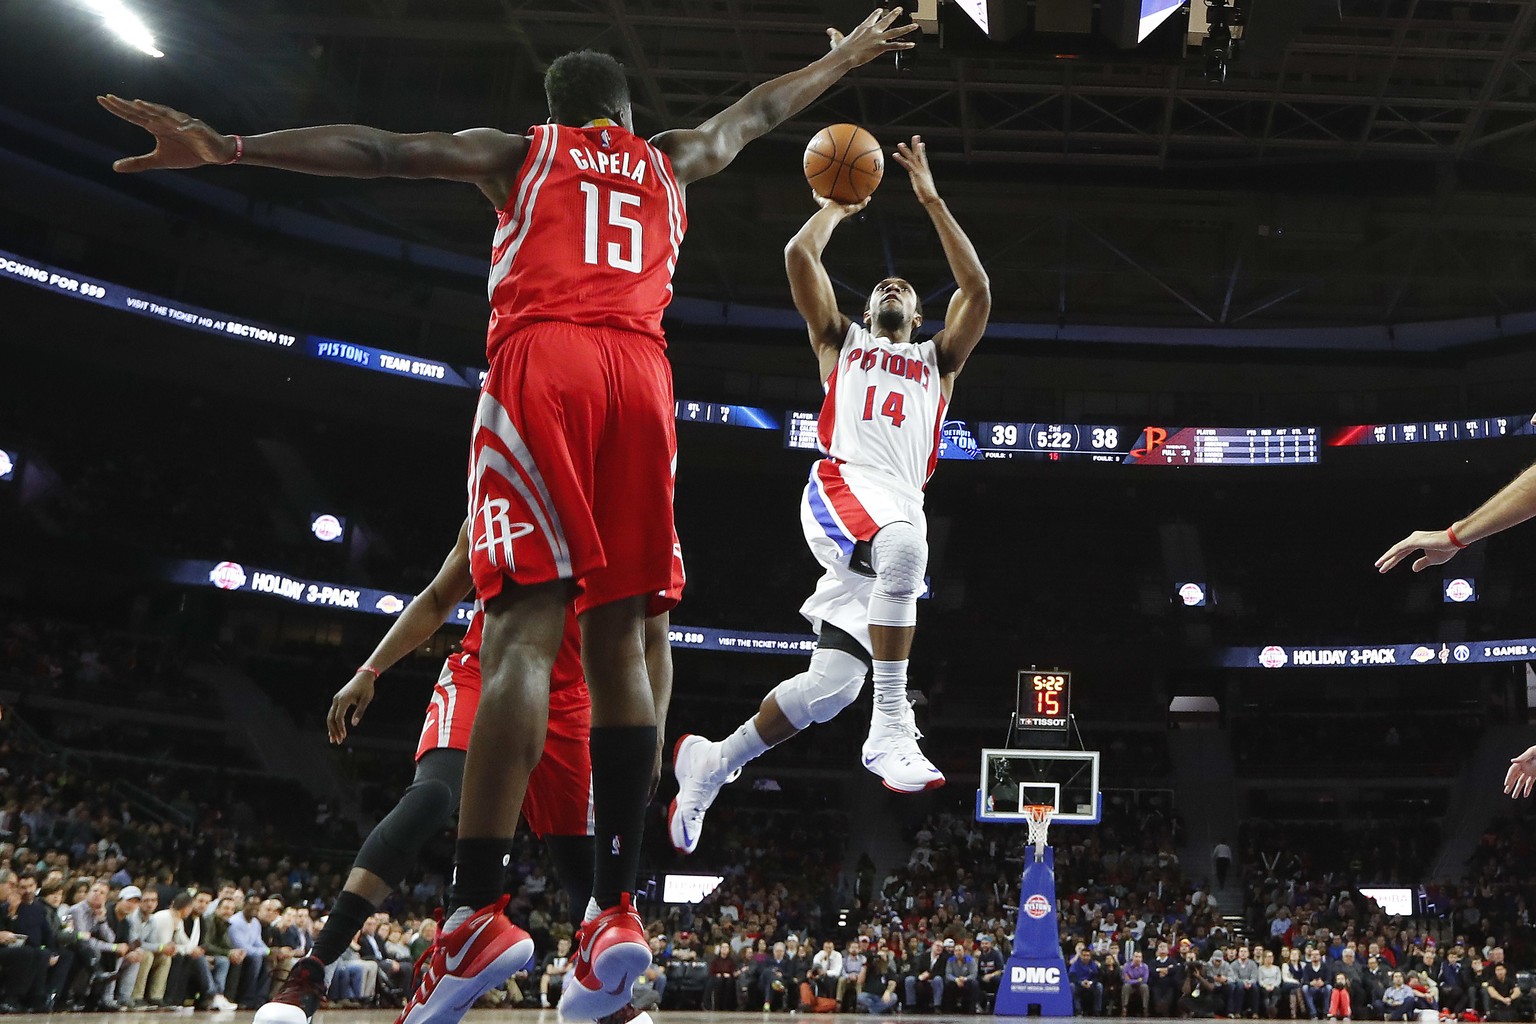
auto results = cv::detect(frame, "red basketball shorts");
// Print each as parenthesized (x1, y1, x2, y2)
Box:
(416, 612, 593, 837)
(469, 322, 679, 617)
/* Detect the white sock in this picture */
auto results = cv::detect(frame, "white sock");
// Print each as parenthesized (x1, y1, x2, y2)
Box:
(871, 659, 908, 714)
(716, 720, 770, 775)
(583, 897, 602, 924)
(444, 905, 473, 932)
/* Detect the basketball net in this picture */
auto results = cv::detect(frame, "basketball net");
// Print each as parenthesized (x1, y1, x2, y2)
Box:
(1023, 804, 1054, 862)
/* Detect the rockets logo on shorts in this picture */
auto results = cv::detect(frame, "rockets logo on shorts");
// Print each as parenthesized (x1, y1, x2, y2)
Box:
(474, 498, 536, 570)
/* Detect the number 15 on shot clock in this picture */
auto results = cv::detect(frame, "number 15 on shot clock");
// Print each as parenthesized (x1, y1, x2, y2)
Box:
(1018, 670, 1071, 732)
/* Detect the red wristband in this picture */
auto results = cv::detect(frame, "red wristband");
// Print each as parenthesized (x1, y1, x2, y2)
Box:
(355, 665, 380, 679)
(1447, 526, 1467, 549)
(223, 134, 244, 165)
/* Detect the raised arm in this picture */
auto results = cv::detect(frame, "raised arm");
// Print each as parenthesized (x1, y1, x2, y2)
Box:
(652, 8, 917, 186)
(97, 95, 528, 207)
(1375, 460, 1536, 573)
(894, 136, 990, 378)
(784, 197, 862, 379)
(327, 520, 473, 743)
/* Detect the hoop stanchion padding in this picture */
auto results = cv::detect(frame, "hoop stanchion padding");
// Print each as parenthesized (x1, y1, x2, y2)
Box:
(995, 847, 1073, 1016)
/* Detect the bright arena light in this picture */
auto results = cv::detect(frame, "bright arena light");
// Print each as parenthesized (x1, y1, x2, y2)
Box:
(79, 0, 164, 58)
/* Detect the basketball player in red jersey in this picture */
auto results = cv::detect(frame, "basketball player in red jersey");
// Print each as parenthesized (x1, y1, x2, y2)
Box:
(670, 137, 990, 850)
(255, 520, 678, 1024)
(100, 10, 916, 1023)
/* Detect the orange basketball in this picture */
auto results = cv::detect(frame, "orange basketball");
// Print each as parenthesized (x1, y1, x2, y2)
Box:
(803, 123, 884, 205)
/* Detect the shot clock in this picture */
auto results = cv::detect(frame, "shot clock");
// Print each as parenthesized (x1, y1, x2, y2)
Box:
(1017, 670, 1071, 735)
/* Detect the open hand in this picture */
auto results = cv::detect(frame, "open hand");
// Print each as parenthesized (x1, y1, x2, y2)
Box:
(1504, 744, 1536, 798)
(827, 8, 919, 65)
(97, 94, 235, 172)
(892, 135, 938, 204)
(327, 671, 377, 743)
(1375, 529, 1462, 573)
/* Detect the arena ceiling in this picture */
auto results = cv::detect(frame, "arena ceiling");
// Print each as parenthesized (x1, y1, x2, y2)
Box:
(8, 0, 1536, 332)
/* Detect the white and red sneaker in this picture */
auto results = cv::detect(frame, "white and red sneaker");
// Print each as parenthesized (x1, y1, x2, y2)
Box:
(394, 895, 533, 1024)
(557, 894, 653, 1022)
(667, 734, 741, 855)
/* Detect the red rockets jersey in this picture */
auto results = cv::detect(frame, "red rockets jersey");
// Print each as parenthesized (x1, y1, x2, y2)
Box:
(486, 122, 687, 352)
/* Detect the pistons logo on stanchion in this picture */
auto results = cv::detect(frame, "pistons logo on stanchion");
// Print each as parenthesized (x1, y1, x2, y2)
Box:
(1024, 894, 1051, 919)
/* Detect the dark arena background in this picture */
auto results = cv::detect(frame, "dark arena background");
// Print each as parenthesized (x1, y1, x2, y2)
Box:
(2, 1, 1536, 1022)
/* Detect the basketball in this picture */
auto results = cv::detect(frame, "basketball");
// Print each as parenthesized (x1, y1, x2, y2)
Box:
(803, 123, 884, 205)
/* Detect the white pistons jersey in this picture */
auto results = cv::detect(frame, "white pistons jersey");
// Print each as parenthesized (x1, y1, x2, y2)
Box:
(817, 321, 947, 495)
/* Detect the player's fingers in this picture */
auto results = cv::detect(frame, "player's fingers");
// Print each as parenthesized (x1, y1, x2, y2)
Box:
(99, 95, 155, 127)
(877, 7, 904, 29)
(327, 701, 347, 743)
(111, 154, 159, 173)
(1411, 554, 1430, 573)
(862, 8, 886, 28)
(352, 693, 371, 727)
(1375, 545, 1407, 572)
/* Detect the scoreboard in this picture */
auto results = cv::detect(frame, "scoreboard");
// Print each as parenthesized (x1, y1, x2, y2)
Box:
(1123, 426, 1319, 465)
(1329, 415, 1536, 447)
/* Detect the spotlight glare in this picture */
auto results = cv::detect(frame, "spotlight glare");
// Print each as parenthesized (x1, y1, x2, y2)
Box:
(79, 0, 165, 58)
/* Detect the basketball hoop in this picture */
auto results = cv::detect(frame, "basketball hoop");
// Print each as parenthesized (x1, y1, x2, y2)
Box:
(1023, 803, 1054, 862)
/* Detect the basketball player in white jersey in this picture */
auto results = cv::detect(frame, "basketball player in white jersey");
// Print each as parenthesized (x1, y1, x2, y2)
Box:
(668, 136, 990, 851)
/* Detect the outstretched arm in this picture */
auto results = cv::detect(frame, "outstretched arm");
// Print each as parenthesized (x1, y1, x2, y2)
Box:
(97, 95, 527, 207)
(653, 8, 918, 186)
(785, 197, 862, 379)
(1375, 460, 1536, 573)
(327, 520, 474, 743)
(895, 136, 990, 377)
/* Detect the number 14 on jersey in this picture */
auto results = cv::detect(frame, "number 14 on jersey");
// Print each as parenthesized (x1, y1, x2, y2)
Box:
(862, 387, 907, 427)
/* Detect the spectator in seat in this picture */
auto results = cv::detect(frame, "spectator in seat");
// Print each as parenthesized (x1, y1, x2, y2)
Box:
(17, 873, 72, 1011)
(858, 950, 900, 1015)
(357, 916, 404, 999)
(1069, 946, 1104, 1016)
(258, 899, 296, 993)
(945, 937, 978, 1012)
(102, 885, 146, 1009)
(760, 940, 792, 1011)
(1406, 969, 1438, 1014)
(906, 940, 948, 1012)
(1101, 951, 1123, 1013)
(63, 878, 122, 1009)
(539, 937, 572, 1009)
(1334, 947, 1367, 1016)
(1178, 950, 1219, 1018)
(1150, 941, 1183, 1017)
(201, 897, 238, 1011)
(143, 892, 212, 1008)
(1122, 949, 1151, 1016)
(1228, 943, 1260, 1017)
(1301, 948, 1332, 1019)
(326, 926, 367, 1008)
(0, 869, 47, 1012)
(226, 896, 268, 1008)
(840, 939, 867, 1010)
(1327, 972, 1351, 1021)
(812, 938, 843, 999)
(1438, 949, 1472, 1015)
(1375, 972, 1417, 1021)
(1482, 963, 1521, 1022)
(704, 940, 737, 1011)
(977, 933, 1007, 1013)
(124, 887, 158, 1006)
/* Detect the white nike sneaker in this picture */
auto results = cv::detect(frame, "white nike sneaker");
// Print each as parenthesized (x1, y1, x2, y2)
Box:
(667, 734, 741, 854)
(862, 703, 946, 793)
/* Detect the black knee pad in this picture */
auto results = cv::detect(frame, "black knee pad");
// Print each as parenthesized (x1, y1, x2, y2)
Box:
(353, 755, 462, 884)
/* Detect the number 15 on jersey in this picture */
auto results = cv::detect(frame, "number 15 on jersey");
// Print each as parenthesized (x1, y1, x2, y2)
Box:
(578, 183, 642, 273)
